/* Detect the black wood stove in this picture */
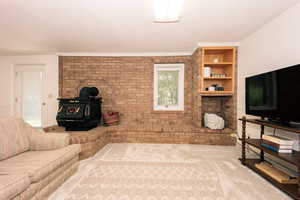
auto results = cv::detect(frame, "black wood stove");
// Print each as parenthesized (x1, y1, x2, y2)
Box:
(56, 87, 102, 131)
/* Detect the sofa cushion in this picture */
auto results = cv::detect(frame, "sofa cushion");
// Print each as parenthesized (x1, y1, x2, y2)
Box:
(0, 144, 80, 183)
(0, 174, 30, 200)
(0, 117, 31, 161)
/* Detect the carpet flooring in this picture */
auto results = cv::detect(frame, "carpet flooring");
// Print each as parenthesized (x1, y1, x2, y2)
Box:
(49, 143, 291, 200)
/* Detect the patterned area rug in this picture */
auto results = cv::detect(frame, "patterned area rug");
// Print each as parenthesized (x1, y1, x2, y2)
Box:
(49, 144, 291, 200)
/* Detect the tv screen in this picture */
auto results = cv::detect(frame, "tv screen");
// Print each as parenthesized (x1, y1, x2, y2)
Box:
(246, 64, 300, 123)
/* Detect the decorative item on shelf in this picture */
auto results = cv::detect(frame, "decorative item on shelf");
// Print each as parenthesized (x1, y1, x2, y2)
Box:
(216, 86, 224, 91)
(212, 84, 218, 89)
(213, 58, 219, 63)
(204, 113, 225, 130)
(208, 86, 215, 91)
(103, 111, 120, 126)
(206, 84, 224, 91)
(211, 73, 226, 78)
(204, 66, 211, 77)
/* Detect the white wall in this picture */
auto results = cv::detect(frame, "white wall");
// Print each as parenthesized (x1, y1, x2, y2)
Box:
(0, 55, 59, 127)
(238, 2, 300, 139)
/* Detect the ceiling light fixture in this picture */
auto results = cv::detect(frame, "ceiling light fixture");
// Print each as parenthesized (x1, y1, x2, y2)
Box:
(154, 0, 184, 23)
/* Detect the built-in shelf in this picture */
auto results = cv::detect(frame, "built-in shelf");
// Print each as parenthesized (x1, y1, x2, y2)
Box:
(204, 62, 233, 65)
(203, 77, 232, 80)
(200, 47, 236, 96)
(200, 91, 234, 96)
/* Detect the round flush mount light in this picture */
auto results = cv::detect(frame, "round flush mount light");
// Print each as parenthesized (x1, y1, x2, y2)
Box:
(154, 0, 184, 23)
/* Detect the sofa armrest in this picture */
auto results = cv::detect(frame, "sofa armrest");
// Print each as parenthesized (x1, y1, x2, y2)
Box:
(28, 131, 70, 151)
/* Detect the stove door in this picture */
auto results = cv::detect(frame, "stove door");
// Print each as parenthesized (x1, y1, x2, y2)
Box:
(57, 104, 85, 119)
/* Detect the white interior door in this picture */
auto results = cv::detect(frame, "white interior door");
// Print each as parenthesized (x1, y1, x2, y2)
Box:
(14, 65, 45, 128)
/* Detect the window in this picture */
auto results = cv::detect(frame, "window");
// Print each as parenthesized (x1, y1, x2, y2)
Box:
(154, 64, 184, 111)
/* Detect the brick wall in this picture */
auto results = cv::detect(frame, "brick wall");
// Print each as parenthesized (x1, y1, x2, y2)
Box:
(191, 49, 202, 127)
(58, 50, 237, 145)
(59, 56, 193, 127)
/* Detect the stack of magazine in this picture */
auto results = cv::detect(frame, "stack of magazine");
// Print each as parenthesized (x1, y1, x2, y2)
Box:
(262, 135, 293, 153)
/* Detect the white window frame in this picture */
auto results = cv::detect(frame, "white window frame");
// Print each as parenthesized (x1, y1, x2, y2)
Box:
(153, 63, 184, 111)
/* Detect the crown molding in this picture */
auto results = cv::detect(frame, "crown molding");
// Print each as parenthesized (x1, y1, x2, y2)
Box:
(56, 51, 193, 57)
(191, 44, 200, 54)
(197, 42, 240, 47)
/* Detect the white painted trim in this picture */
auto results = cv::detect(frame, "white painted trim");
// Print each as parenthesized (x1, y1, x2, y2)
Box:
(56, 52, 193, 57)
(198, 42, 240, 47)
(153, 63, 184, 111)
(192, 45, 199, 54)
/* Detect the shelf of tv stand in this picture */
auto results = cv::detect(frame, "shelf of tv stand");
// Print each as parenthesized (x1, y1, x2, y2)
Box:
(244, 138, 300, 167)
(239, 118, 300, 134)
(241, 158, 300, 200)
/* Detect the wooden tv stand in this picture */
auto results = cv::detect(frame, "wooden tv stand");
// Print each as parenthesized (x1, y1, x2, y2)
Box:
(239, 117, 300, 200)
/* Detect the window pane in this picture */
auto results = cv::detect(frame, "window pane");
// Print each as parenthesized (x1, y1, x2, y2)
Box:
(158, 70, 179, 106)
(22, 71, 42, 127)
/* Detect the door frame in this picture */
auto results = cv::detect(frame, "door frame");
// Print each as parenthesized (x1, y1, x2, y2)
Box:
(13, 64, 46, 127)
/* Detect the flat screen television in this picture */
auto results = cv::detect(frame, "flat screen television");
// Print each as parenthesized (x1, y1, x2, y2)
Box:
(246, 64, 300, 124)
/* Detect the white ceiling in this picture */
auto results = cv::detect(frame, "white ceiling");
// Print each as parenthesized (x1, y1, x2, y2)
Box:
(0, 0, 299, 55)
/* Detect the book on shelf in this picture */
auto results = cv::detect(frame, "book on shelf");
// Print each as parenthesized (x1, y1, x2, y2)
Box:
(262, 135, 293, 145)
(261, 143, 292, 153)
(262, 139, 293, 149)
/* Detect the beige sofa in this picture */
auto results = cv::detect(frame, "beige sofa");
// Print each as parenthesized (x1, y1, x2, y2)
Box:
(0, 117, 81, 200)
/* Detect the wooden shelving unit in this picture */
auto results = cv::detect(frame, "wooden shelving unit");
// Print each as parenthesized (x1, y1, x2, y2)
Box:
(240, 117, 300, 200)
(203, 77, 232, 80)
(200, 91, 233, 96)
(203, 62, 233, 65)
(200, 47, 236, 96)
